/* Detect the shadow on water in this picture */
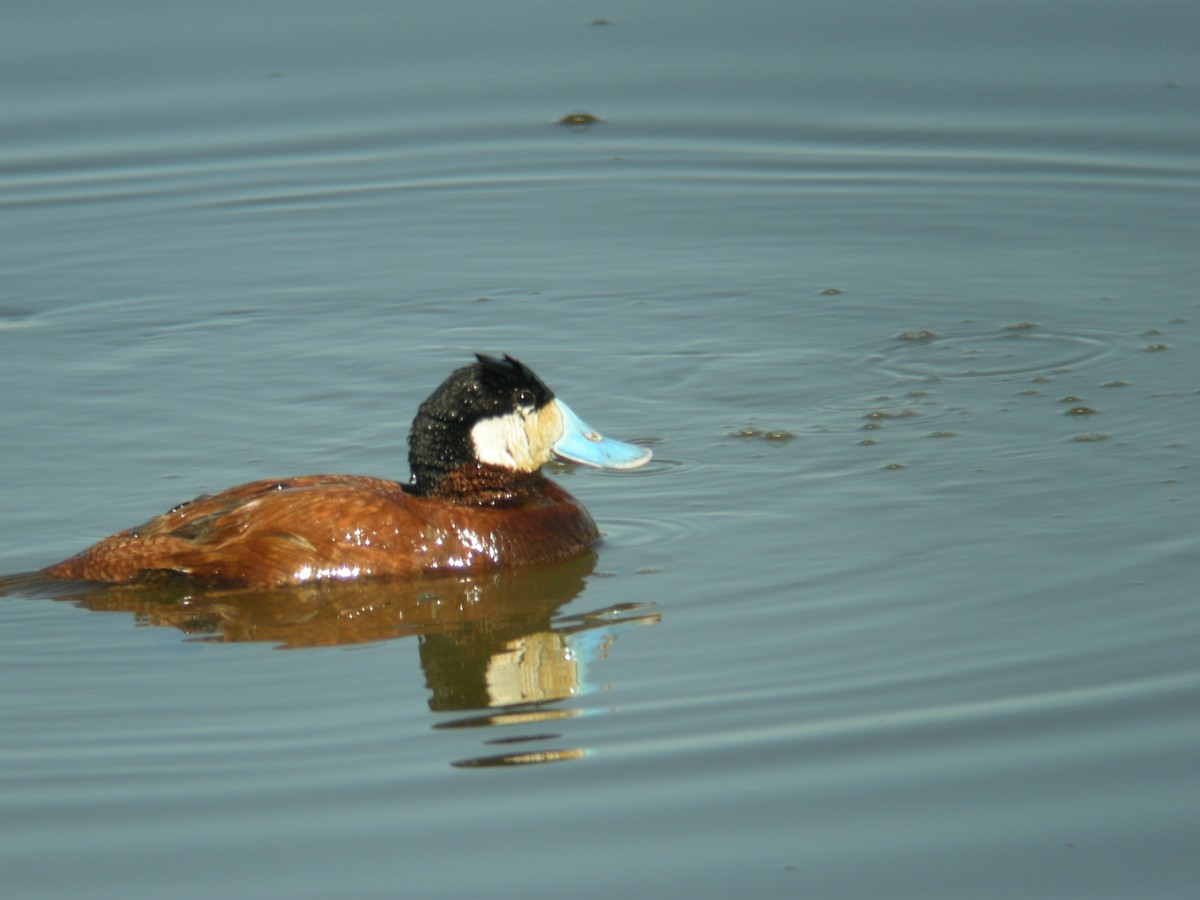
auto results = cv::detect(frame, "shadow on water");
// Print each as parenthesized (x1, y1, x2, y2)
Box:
(0, 556, 660, 768)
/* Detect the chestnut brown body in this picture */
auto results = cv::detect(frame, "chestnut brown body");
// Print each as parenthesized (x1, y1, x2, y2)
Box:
(41, 471, 600, 589)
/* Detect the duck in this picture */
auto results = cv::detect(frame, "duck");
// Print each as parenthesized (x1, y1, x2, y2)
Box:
(40, 354, 651, 589)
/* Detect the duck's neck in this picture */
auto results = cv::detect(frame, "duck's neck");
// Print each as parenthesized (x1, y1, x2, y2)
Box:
(412, 462, 547, 506)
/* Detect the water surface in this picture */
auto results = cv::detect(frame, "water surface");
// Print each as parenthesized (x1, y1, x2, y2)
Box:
(3, 1, 1199, 897)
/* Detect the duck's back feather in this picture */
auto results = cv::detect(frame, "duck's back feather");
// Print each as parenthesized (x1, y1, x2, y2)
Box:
(41, 474, 600, 588)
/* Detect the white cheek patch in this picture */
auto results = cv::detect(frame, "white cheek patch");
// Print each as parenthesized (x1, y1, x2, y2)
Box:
(470, 409, 538, 471)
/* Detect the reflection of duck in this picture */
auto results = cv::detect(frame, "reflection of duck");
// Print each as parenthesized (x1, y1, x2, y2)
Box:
(40, 355, 651, 589)
(44, 551, 600, 648)
(33, 552, 659, 715)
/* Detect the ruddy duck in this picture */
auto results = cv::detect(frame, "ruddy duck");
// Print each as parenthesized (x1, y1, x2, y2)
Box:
(41, 354, 651, 589)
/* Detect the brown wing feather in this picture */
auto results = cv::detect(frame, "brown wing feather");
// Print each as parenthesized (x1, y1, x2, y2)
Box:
(43, 476, 428, 586)
(42, 474, 599, 588)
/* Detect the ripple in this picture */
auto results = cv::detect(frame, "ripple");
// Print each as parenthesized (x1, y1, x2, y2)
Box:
(553, 450, 702, 481)
(451, 747, 588, 768)
(0, 308, 38, 330)
(874, 327, 1114, 380)
(434, 707, 581, 731)
(599, 510, 705, 552)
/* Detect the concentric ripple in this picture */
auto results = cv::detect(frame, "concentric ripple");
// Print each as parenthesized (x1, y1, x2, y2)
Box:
(874, 327, 1113, 381)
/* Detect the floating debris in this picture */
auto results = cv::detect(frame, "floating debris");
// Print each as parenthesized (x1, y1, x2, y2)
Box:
(558, 112, 602, 127)
(1102, 380, 1128, 388)
(729, 427, 794, 443)
(1073, 433, 1108, 442)
(897, 330, 938, 341)
(1143, 343, 1169, 352)
(1066, 406, 1097, 417)
(819, 287, 845, 296)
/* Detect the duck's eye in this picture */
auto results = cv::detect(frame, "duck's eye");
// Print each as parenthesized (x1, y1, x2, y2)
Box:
(515, 389, 536, 409)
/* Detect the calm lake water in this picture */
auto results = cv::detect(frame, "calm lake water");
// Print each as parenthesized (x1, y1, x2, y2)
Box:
(3, 1, 1199, 897)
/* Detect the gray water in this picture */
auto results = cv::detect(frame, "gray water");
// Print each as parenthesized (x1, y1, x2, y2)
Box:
(3, 2, 1199, 897)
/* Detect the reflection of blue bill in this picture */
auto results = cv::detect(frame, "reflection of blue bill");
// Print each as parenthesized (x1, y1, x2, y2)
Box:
(563, 606, 661, 696)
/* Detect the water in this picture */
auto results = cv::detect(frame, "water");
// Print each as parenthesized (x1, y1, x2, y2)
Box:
(3, 1, 1199, 897)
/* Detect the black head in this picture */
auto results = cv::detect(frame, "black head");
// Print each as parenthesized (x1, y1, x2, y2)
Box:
(407, 354, 556, 495)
